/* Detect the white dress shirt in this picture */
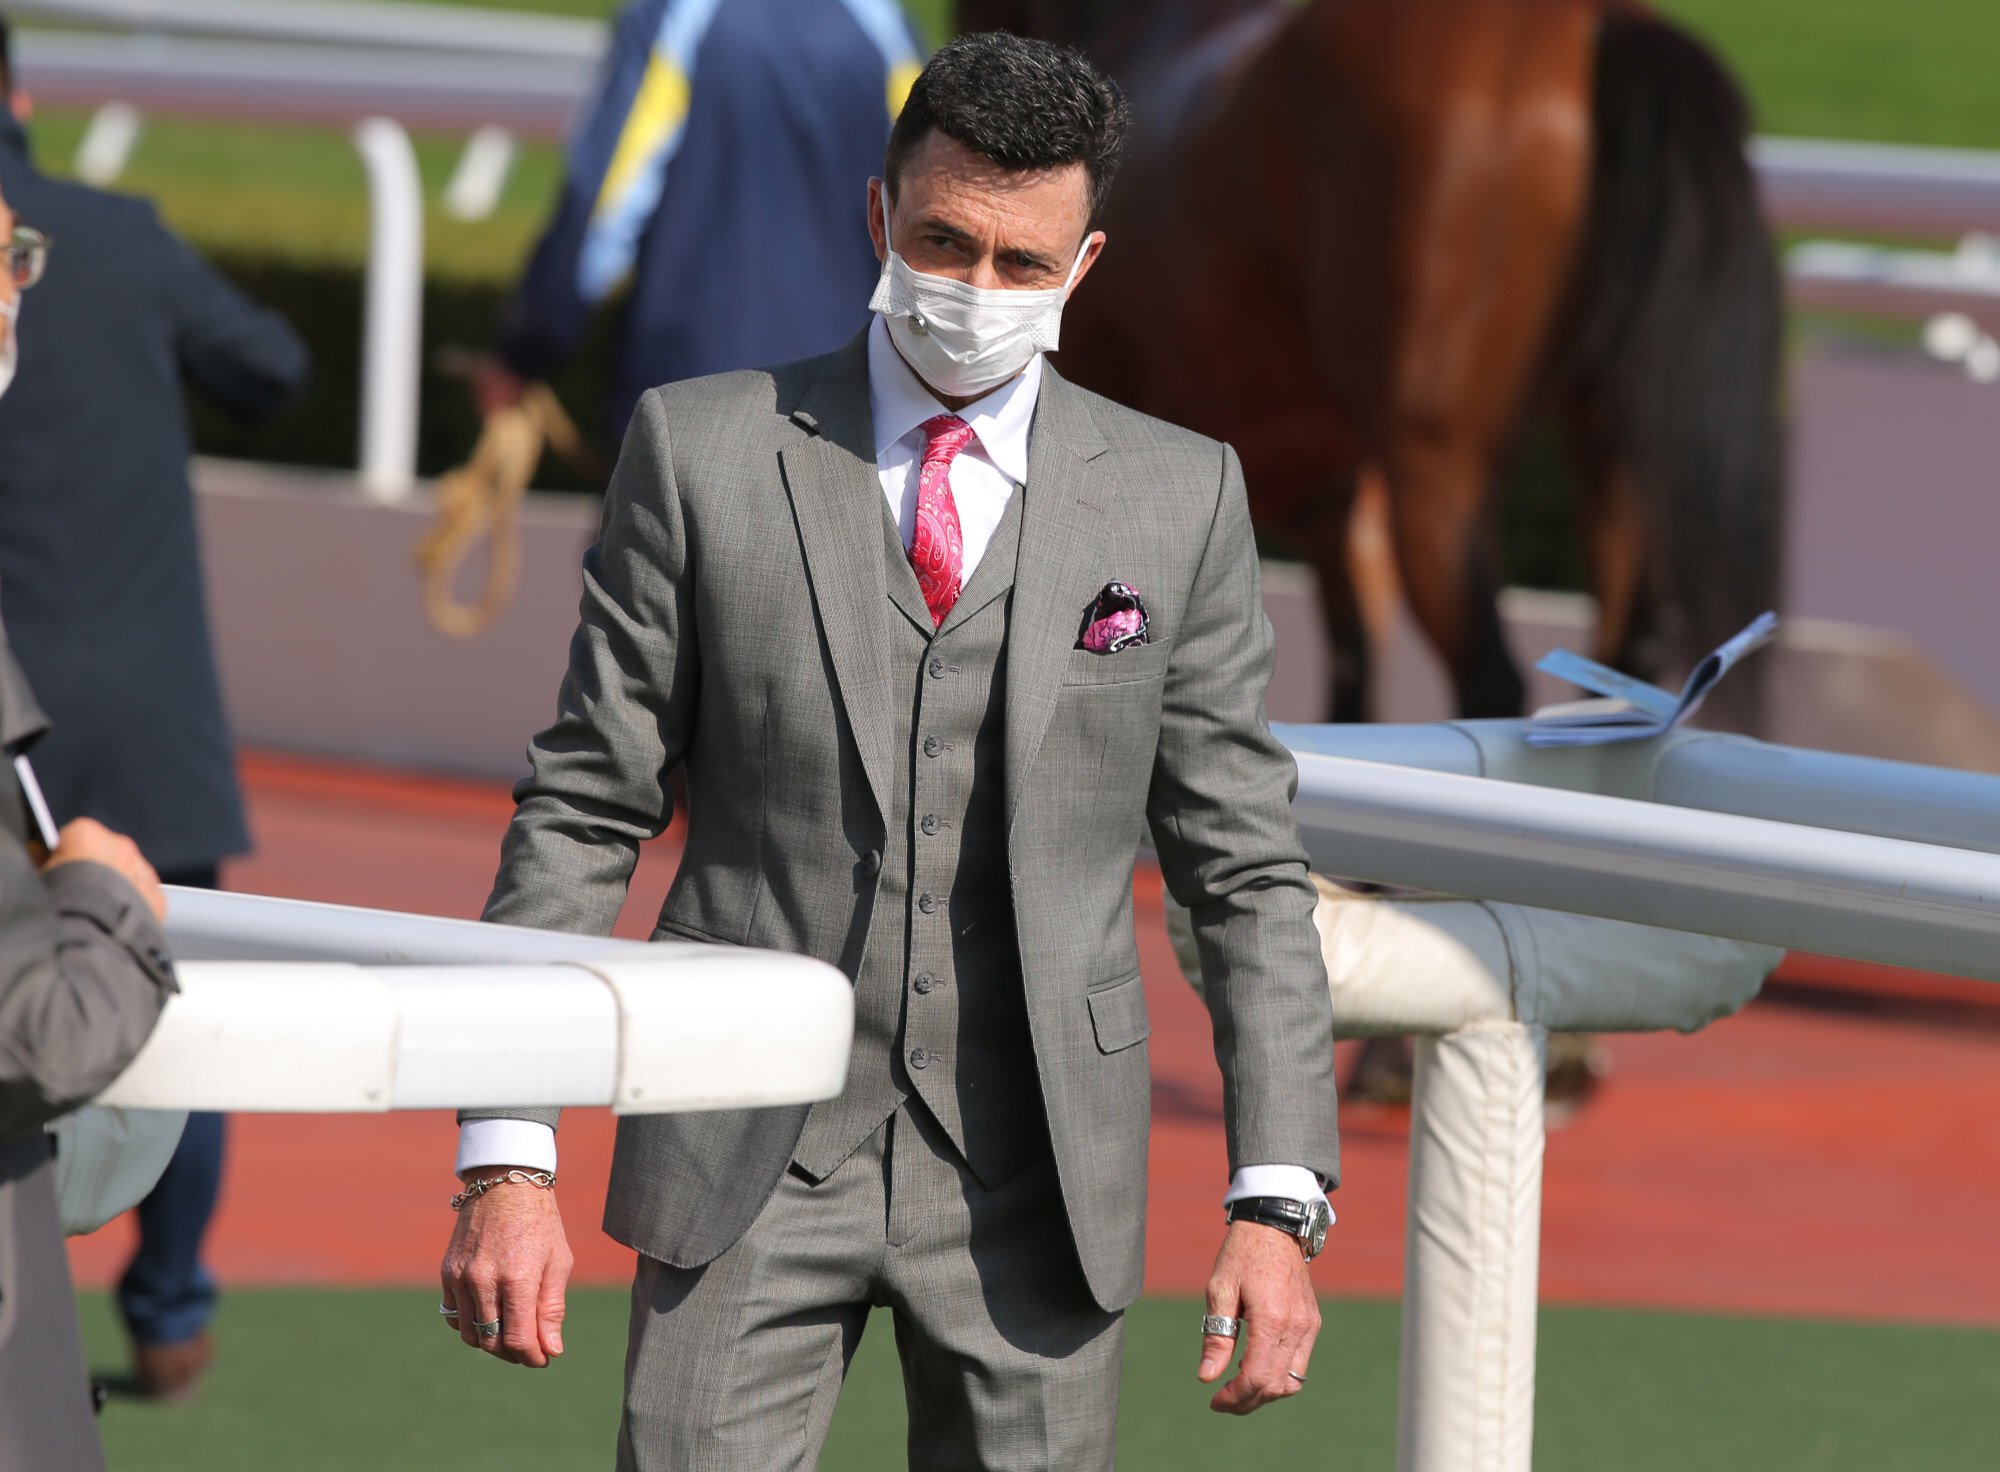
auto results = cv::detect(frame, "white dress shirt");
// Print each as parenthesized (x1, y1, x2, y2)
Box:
(459, 319, 1329, 1219)
(868, 313, 1036, 574)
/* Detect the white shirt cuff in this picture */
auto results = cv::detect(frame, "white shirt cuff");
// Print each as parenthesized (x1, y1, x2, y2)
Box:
(1225, 1165, 1332, 1220)
(456, 1120, 558, 1178)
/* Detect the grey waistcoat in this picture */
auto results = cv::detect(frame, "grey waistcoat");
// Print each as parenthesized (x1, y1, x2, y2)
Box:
(790, 485, 1046, 1188)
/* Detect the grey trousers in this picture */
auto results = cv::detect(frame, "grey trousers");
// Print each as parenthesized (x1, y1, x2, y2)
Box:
(616, 1102, 1124, 1471)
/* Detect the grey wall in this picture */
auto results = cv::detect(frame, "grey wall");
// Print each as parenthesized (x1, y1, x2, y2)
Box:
(1786, 343, 2000, 711)
(197, 458, 598, 780)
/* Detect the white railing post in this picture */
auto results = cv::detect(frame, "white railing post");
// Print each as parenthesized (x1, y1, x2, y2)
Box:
(1399, 1023, 1546, 1472)
(73, 100, 144, 186)
(444, 124, 517, 222)
(352, 116, 424, 502)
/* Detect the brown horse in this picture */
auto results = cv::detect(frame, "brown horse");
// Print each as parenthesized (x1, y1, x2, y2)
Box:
(959, 0, 1784, 724)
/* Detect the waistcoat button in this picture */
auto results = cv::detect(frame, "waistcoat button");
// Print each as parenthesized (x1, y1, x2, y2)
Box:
(928, 657, 946, 679)
(918, 892, 937, 914)
(920, 814, 940, 836)
(860, 849, 882, 878)
(914, 973, 937, 995)
(909, 1047, 930, 1070)
(923, 735, 942, 758)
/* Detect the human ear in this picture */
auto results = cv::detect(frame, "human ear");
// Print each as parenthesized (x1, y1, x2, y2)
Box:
(1064, 232, 1108, 300)
(867, 178, 889, 264)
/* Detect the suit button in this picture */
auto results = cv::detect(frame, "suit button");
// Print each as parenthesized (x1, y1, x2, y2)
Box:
(918, 892, 937, 914)
(860, 849, 882, 878)
(909, 1047, 930, 1070)
(928, 657, 946, 679)
(923, 735, 942, 758)
(914, 973, 937, 995)
(920, 814, 940, 836)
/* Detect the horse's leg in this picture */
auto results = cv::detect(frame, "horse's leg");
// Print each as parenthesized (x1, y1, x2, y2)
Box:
(1383, 435, 1524, 717)
(1282, 468, 1371, 722)
(1564, 401, 1669, 681)
(1304, 0, 1597, 720)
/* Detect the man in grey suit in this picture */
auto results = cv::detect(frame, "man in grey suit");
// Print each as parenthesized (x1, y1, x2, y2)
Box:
(0, 184, 180, 1472)
(440, 33, 1338, 1468)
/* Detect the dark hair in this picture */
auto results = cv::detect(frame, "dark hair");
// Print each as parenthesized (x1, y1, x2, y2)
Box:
(885, 31, 1131, 225)
(0, 18, 12, 100)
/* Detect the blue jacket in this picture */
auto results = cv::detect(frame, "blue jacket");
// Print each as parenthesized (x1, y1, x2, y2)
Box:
(0, 116, 306, 873)
(498, 0, 922, 438)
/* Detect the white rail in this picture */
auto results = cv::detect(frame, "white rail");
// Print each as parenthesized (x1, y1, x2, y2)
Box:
(1276, 719, 2000, 856)
(93, 888, 856, 1114)
(12, 31, 591, 138)
(5, 0, 602, 61)
(1289, 750, 2000, 982)
(1754, 136, 2000, 236)
(353, 116, 424, 501)
(163, 886, 651, 965)
(1262, 720, 2000, 1472)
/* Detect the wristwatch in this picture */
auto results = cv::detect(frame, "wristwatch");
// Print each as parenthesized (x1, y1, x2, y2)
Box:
(1225, 1196, 1332, 1262)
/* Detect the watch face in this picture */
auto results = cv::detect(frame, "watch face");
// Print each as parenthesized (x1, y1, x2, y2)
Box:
(1305, 1200, 1331, 1259)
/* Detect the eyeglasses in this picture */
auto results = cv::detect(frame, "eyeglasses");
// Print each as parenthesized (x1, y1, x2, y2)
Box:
(9, 227, 50, 290)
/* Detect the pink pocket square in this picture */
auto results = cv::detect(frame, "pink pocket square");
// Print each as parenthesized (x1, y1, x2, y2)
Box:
(1077, 581, 1150, 653)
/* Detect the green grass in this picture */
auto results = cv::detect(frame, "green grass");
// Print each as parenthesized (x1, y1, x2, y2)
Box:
(1662, 0, 2000, 148)
(77, 1289, 2000, 1470)
(21, 107, 563, 281)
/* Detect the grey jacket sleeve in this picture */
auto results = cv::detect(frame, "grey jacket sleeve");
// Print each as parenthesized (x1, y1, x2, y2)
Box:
(468, 389, 698, 1132)
(0, 839, 176, 1142)
(1145, 443, 1339, 1189)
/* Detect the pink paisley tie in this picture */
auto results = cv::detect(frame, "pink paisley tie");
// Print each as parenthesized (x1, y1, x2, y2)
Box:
(909, 413, 977, 627)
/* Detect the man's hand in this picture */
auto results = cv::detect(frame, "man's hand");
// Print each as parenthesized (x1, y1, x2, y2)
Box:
(440, 1173, 573, 1369)
(1197, 1220, 1322, 1414)
(42, 818, 168, 923)
(470, 356, 529, 420)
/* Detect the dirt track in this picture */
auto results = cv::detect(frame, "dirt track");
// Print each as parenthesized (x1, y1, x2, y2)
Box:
(67, 751, 2000, 1324)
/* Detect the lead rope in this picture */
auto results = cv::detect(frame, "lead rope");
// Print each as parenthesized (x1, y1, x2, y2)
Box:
(414, 384, 596, 638)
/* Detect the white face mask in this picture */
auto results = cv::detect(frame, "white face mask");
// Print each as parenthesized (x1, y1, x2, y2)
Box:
(868, 189, 1091, 400)
(0, 297, 16, 401)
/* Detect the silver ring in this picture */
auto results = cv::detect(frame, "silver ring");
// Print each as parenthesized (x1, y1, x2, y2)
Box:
(473, 1318, 502, 1338)
(438, 1303, 459, 1319)
(1201, 1314, 1241, 1339)
(1287, 1371, 1307, 1384)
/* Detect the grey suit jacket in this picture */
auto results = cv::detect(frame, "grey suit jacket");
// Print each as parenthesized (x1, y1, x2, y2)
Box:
(480, 332, 1337, 1310)
(0, 631, 177, 1471)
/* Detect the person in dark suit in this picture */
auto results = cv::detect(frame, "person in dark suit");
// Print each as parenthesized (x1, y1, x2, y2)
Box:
(0, 21, 306, 1400)
(0, 172, 180, 1472)
(474, 0, 924, 441)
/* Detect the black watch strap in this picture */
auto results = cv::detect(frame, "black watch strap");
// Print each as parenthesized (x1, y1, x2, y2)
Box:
(1226, 1195, 1329, 1261)
(1226, 1196, 1311, 1234)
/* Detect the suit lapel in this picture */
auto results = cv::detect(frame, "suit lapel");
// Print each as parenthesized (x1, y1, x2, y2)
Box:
(1005, 365, 1113, 829)
(880, 506, 936, 635)
(778, 334, 897, 824)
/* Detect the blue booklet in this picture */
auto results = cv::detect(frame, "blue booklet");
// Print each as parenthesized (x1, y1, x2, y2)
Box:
(1526, 612, 1778, 747)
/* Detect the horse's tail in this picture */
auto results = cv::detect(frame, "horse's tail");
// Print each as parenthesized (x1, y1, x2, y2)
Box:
(1558, 7, 1785, 715)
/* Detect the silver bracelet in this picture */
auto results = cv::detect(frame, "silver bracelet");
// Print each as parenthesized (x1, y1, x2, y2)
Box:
(450, 1169, 557, 1213)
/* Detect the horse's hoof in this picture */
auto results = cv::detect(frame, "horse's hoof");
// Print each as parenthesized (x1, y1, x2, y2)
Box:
(1543, 1032, 1613, 1128)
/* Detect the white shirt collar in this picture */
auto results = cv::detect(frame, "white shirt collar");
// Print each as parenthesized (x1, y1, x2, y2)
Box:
(866, 315, 1042, 485)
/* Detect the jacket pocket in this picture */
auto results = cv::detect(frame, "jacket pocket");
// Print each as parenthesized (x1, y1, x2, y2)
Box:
(652, 917, 733, 946)
(1062, 639, 1173, 687)
(1087, 972, 1150, 1053)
